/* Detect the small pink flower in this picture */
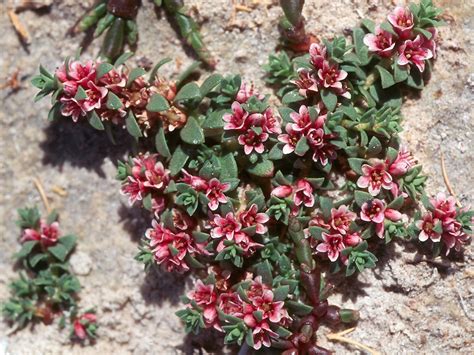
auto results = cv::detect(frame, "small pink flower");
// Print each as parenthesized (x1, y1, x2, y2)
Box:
(363, 26, 396, 57)
(317, 61, 348, 90)
(388, 6, 414, 39)
(223, 101, 249, 131)
(236, 82, 265, 103)
(56, 60, 96, 95)
(316, 232, 345, 262)
(206, 178, 230, 211)
(21, 220, 60, 248)
(441, 219, 469, 255)
(81, 80, 108, 112)
(188, 280, 218, 327)
(237, 129, 269, 155)
(251, 321, 278, 350)
(309, 43, 327, 69)
(172, 208, 194, 232)
(145, 221, 196, 272)
(251, 290, 288, 323)
(271, 185, 293, 198)
(60, 97, 86, 122)
(422, 28, 438, 59)
(293, 69, 319, 97)
(360, 199, 402, 238)
(398, 35, 433, 72)
(330, 205, 357, 234)
(431, 192, 457, 220)
(289, 105, 312, 132)
(239, 204, 269, 234)
(73, 313, 97, 340)
(261, 108, 281, 134)
(233, 232, 263, 255)
(211, 212, 241, 240)
(416, 213, 441, 242)
(278, 125, 301, 155)
(357, 163, 393, 196)
(181, 170, 209, 191)
(218, 292, 243, 317)
(294, 179, 315, 208)
(387, 147, 416, 176)
(306, 128, 337, 165)
(98, 67, 126, 92)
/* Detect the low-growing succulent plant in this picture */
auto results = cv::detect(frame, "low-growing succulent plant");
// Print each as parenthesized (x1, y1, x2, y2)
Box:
(32, 0, 472, 352)
(2, 207, 98, 344)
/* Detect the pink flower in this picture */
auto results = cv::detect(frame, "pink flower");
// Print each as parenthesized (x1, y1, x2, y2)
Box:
(441, 219, 469, 255)
(21, 220, 60, 248)
(317, 61, 348, 90)
(56, 60, 96, 95)
(73, 313, 97, 340)
(294, 179, 315, 208)
(236, 82, 265, 103)
(145, 221, 196, 272)
(431, 192, 457, 220)
(98, 67, 126, 92)
(360, 199, 402, 238)
(387, 6, 414, 39)
(181, 170, 209, 191)
(261, 108, 281, 134)
(271, 185, 293, 198)
(278, 125, 301, 155)
(309, 43, 327, 69)
(387, 147, 416, 176)
(293, 69, 319, 97)
(237, 129, 269, 155)
(316, 232, 345, 262)
(289, 105, 312, 132)
(172, 208, 195, 232)
(218, 292, 243, 317)
(211, 212, 241, 240)
(251, 290, 288, 323)
(250, 320, 278, 350)
(223, 101, 249, 131)
(363, 26, 396, 57)
(398, 35, 433, 72)
(422, 28, 438, 59)
(239, 204, 269, 234)
(60, 97, 86, 122)
(206, 178, 230, 211)
(330, 205, 357, 234)
(306, 128, 337, 165)
(357, 163, 393, 196)
(416, 213, 441, 242)
(188, 280, 218, 327)
(81, 81, 108, 112)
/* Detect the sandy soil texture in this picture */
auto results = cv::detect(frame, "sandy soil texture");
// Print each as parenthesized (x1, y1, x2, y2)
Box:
(0, 0, 473, 354)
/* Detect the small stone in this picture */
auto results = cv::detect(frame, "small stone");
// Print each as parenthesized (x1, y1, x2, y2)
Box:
(69, 251, 92, 276)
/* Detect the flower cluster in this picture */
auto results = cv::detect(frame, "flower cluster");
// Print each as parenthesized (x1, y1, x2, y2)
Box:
(294, 43, 351, 102)
(415, 193, 471, 254)
(364, 6, 436, 72)
(277, 105, 337, 166)
(3, 207, 98, 344)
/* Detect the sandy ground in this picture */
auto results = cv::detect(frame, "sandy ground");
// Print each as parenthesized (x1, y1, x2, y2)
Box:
(0, 0, 473, 354)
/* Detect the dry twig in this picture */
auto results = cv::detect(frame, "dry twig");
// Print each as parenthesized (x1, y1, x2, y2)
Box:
(7, 9, 30, 43)
(326, 327, 381, 355)
(33, 177, 52, 213)
(440, 152, 462, 207)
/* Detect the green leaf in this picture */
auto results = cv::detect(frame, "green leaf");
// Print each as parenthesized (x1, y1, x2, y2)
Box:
(74, 86, 88, 101)
(321, 89, 337, 111)
(246, 159, 274, 177)
(106, 92, 123, 110)
(348, 158, 366, 175)
(180, 117, 204, 145)
(202, 110, 225, 131)
(87, 110, 104, 130)
(48, 102, 62, 122)
(29, 253, 47, 267)
(48, 244, 68, 262)
(285, 300, 313, 316)
(219, 153, 238, 179)
(376, 65, 395, 89)
(319, 196, 333, 220)
(294, 136, 310, 156)
(58, 235, 77, 254)
(114, 52, 134, 67)
(256, 260, 273, 285)
(126, 67, 147, 87)
(143, 194, 153, 211)
(169, 145, 189, 176)
(200, 74, 223, 97)
(269, 143, 284, 160)
(388, 196, 404, 210)
(273, 285, 290, 301)
(125, 111, 143, 138)
(282, 90, 305, 104)
(354, 190, 372, 207)
(367, 136, 382, 155)
(146, 93, 170, 112)
(15, 241, 38, 259)
(155, 126, 171, 158)
(393, 63, 409, 83)
(175, 82, 202, 102)
(361, 19, 375, 33)
(149, 57, 172, 81)
(96, 62, 114, 79)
